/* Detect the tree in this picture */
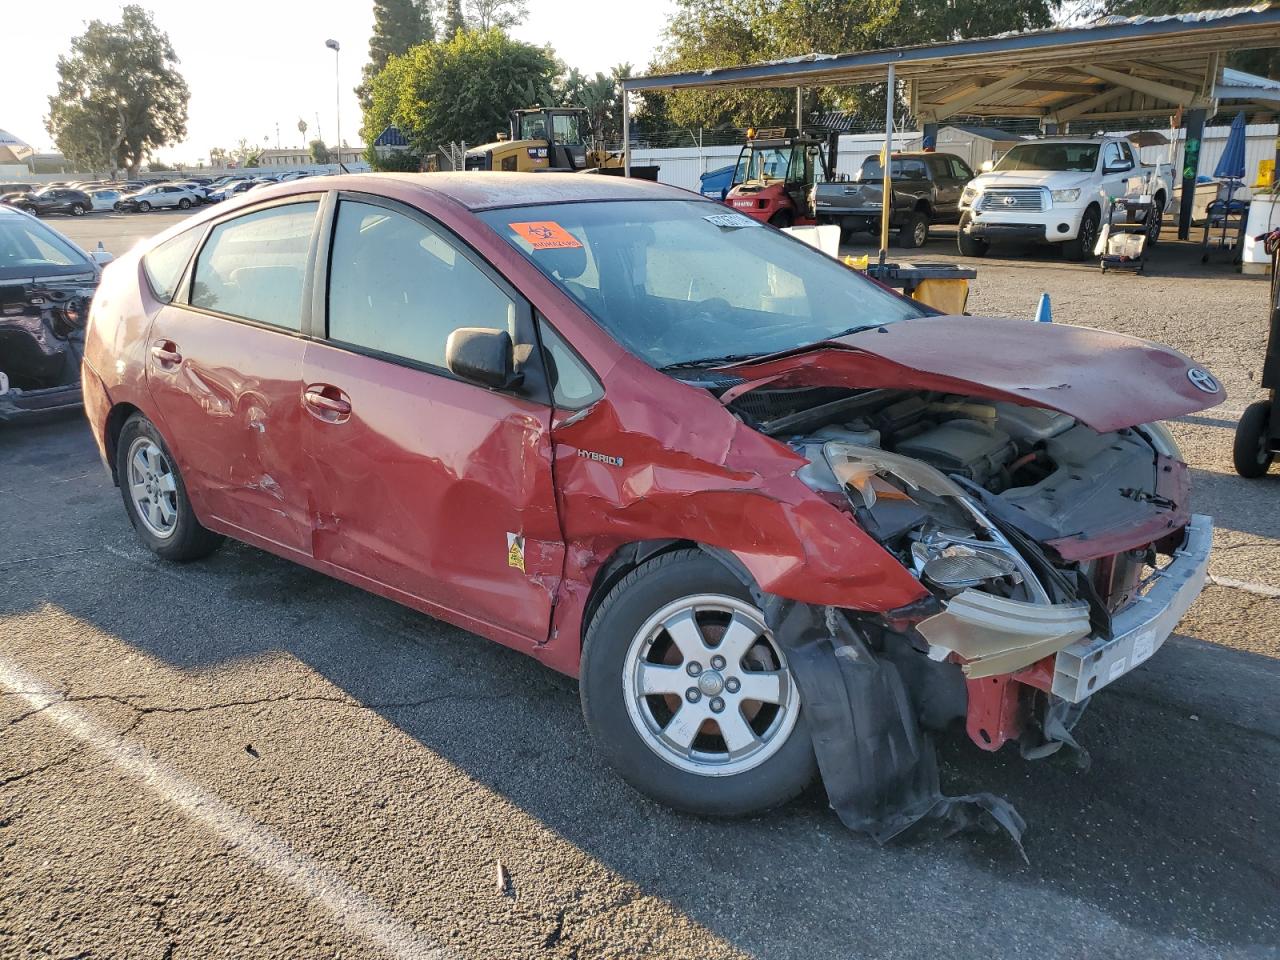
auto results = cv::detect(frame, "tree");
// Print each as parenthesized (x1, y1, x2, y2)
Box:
(209, 147, 230, 167)
(556, 63, 633, 143)
(649, 0, 1061, 128)
(358, 0, 436, 111)
(297, 118, 308, 143)
(46, 5, 189, 176)
(310, 139, 333, 164)
(362, 28, 558, 152)
(443, 0, 466, 37)
(468, 0, 528, 31)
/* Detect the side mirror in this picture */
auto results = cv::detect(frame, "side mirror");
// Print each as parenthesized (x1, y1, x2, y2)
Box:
(446, 327, 517, 389)
(980, 160, 994, 173)
(1104, 163, 1133, 175)
(91, 248, 114, 266)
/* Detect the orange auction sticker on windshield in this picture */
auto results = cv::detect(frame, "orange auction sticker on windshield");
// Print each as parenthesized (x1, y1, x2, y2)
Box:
(509, 221, 583, 250)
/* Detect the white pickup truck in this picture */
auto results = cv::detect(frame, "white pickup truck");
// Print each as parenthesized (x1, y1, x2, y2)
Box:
(957, 136, 1172, 260)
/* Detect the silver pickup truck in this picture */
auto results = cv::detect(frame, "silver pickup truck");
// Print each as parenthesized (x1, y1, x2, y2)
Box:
(812, 151, 975, 248)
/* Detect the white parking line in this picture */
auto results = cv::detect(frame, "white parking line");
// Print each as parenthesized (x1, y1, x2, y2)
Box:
(0, 656, 450, 960)
(1208, 575, 1280, 599)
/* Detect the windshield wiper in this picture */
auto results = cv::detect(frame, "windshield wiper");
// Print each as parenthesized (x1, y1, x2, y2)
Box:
(658, 353, 763, 372)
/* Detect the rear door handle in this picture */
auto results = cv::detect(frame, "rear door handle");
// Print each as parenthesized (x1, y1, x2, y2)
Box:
(302, 385, 352, 421)
(150, 342, 182, 366)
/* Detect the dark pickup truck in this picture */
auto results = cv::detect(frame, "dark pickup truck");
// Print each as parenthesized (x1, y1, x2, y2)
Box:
(813, 151, 975, 248)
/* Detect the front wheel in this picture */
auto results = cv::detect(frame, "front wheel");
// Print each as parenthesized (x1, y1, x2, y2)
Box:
(137, 200, 151, 212)
(768, 209, 794, 229)
(957, 218, 989, 257)
(580, 549, 815, 816)
(115, 414, 223, 561)
(1063, 206, 1101, 261)
(69, 203, 86, 217)
(1233, 400, 1275, 478)
(178, 197, 191, 209)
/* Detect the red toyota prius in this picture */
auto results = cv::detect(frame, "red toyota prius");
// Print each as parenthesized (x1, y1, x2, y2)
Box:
(83, 173, 1221, 832)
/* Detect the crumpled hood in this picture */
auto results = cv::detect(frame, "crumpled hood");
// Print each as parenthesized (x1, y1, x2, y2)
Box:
(718, 315, 1225, 433)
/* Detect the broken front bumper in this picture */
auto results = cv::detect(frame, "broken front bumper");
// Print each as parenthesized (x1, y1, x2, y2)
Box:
(916, 514, 1212, 697)
(1051, 513, 1212, 702)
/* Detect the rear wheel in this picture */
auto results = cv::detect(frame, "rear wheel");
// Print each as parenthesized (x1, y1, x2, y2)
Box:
(178, 197, 191, 210)
(138, 200, 152, 212)
(69, 203, 86, 217)
(115, 414, 223, 561)
(1233, 400, 1275, 478)
(1064, 206, 1100, 261)
(898, 211, 930, 249)
(580, 549, 815, 816)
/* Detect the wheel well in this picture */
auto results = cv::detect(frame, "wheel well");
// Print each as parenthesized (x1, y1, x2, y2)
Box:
(1153, 189, 1167, 209)
(104, 402, 141, 481)
(580, 539, 695, 644)
(913, 199, 931, 213)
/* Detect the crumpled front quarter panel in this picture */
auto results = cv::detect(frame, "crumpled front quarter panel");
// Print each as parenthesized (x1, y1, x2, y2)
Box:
(547, 355, 928, 672)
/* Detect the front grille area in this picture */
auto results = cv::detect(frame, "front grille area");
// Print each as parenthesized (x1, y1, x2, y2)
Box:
(978, 188, 1045, 212)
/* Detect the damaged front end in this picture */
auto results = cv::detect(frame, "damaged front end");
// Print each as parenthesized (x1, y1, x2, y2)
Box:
(0, 276, 96, 421)
(746, 383, 1213, 756)
(712, 345, 1217, 844)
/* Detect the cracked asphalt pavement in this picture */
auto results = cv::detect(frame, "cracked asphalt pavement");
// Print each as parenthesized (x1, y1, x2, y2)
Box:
(2, 214, 1279, 959)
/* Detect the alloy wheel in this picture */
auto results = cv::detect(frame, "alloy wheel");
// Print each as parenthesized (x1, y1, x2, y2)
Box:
(126, 437, 179, 539)
(622, 594, 800, 776)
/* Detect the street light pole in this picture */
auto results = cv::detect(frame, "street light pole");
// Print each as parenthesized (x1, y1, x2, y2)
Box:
(325, 39, 341, 167)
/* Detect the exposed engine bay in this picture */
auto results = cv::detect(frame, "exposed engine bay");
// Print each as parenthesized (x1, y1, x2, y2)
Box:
(725, 384, 1190, 675)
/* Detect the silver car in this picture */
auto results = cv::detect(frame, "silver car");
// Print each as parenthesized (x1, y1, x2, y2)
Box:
(118, 184, 200, 212)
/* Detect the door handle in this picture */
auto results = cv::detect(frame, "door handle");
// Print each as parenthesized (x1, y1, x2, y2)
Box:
(302, 388, 351, 419)
(150, 342, 182, 366)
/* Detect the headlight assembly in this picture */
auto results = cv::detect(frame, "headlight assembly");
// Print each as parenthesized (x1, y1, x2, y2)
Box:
(960, 186, 979, 207)
(817, 441, 1051, 604)
(1051, 188, 1081, 204)
(1136, 421, 1182, 460)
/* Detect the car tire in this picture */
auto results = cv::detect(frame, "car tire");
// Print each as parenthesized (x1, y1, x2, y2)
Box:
(768, 210, 794, 229)
(1145, 193, 1165, 248)
(116, 414, 223, 562)
(113, 202, 124, 212)
(138, 200, 151, 212)
(957, 218, 989, 257)
(69, 203, 86, 217)
(178, 198, 191, 209)
(1233, 400, 1275, 478)
(580, 549, 816, 817)
(1064, 206, 1101, 261)
(898, 211, 929, 249)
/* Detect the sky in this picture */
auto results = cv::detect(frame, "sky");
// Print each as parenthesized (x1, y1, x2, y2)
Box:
(5, 0, 676, 165)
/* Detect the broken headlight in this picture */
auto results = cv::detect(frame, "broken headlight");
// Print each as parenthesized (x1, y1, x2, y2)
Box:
(811, 441, 1050, 604)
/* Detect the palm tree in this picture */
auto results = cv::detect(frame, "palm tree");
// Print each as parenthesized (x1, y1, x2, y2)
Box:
(297, 118, 308, 146)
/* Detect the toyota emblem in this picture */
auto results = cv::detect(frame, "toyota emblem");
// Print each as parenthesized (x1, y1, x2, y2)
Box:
(1002, 195, 1016, 206)
(1187, 368, 1220, 394)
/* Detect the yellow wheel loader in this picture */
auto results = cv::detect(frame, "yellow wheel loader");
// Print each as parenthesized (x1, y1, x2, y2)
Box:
(464, 107, 659, 180)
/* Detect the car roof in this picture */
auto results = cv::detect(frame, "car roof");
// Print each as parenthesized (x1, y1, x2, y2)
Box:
(358, 171, 701, 211)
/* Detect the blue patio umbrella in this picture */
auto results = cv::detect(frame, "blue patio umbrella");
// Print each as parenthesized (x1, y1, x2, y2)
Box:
(1213, 110, 1247, 181)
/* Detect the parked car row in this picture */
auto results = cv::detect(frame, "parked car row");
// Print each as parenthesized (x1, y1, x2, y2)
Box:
(0, 171, 324, 217)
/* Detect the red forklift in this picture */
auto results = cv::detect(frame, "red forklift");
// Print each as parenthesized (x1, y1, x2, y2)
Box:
(724, 128, 837, 228)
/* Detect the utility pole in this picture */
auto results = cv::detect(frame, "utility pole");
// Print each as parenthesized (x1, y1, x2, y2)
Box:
(325, 39, 342, 166)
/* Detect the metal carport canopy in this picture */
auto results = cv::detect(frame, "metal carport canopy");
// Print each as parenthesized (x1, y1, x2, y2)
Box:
(621, 5, 1280, 126)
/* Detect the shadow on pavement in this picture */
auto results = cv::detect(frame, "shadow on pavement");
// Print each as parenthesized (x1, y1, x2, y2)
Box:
(4, 415, 1279, 957)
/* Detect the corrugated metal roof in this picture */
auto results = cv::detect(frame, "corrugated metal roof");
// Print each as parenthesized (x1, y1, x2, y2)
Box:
(625, 5, 1280, 124)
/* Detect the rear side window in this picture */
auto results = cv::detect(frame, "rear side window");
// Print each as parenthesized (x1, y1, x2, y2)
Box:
(190, 202, 318, 330)
(326, 200, 515, 369)
(142, 228, 202, 302)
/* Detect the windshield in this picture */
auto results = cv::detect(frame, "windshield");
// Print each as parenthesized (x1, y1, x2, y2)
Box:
(735, 147, 792, 184)
(478, 199, 926, 371)
(993, 142, 1100, 173)
(0, 215, 92, 281)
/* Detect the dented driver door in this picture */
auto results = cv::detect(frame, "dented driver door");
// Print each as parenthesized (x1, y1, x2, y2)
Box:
(299, 195, 563, 647)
